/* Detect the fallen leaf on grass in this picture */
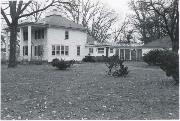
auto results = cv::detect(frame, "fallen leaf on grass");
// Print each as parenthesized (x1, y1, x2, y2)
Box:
(168, 113, 173, 116)
(102, 105, 107, 108)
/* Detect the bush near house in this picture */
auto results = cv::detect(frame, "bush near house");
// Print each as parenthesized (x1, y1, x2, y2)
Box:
(143, 50, 179, 83)
(105, 55, 129, 77)
(82, 55, 96, 62)
(51, 58, 74, 70)
(143, 49, 163, 65)
(82, 55, 109, 62)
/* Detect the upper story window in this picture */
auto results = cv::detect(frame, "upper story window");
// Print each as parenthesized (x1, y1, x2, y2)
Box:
(35, 29, 44, 39)
(110, 48, 114, 53)
(77, 46, 80, 56)
(98, 48, 104, 54)
(23, 31, 28, 41)
(65, 31, 69, 39)
(89, 48, 93, 53)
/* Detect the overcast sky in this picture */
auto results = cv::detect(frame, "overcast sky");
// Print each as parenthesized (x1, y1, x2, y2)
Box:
(99, 0, 132, 20)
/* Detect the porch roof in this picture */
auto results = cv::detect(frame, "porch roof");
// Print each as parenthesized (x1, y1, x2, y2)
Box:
(142, 36, 172, 48)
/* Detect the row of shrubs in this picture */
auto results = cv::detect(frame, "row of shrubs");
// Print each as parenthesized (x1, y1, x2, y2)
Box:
(82, 55, 109, 62)
(51, 56, 129, 77)
(143, 49, 179, 83)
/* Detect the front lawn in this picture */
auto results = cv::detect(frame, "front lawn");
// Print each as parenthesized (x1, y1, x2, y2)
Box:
(1, 62, 179, 120)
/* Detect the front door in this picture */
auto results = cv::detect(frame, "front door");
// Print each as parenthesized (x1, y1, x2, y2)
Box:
(131, 49, 136, 61)
(137, 49, 142, 60)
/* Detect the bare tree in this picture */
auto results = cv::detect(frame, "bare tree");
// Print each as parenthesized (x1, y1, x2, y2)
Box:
(24, 1, 46, 22)
(128, 0, 167, 44)
(1, 0, 70, 67)
(128, 0, 179, 52)
(112, 18, 130, 42)
(60, 0, 118, 43)
(146, 0, 179, 52)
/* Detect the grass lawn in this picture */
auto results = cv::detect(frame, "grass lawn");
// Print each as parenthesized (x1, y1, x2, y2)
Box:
(1, 62, 179, 120)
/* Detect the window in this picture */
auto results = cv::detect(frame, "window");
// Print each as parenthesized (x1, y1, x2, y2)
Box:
(35, 45, 43, 56)
(89, 48, 93, 53)
(77, 46, 80, 56)
(61, 45, 64, 55)
(52, 45, 69, 56)
(23, 46, 28, 56)
(65, 46, 69, 55)
(120, 49, 125, 60)
(35, 46, 38, 56)
(110, 48, 113, 53)
(35, 29, 44, 39)
(56, 45, 60, 55)
(52, 45, 55, 55)
(23, 31, 28, 41)
(98, 48, 104, 53)
(65, 31, 69, 39)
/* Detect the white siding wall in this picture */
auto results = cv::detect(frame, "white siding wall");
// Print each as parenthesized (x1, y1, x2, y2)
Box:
(86, 47, 115, 57)
(86, 47, 105, 56)
(47, 28, 87, 62)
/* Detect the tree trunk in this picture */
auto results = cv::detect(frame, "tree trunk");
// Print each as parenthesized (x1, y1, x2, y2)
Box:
(172, 39, 179, 53)
(8, 22, 18, 68)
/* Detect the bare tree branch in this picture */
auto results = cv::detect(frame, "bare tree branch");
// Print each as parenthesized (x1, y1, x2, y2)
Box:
(1, 8, 10, 26)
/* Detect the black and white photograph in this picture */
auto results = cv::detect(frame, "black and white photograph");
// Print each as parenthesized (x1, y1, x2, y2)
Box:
(0, 0, 179, 120)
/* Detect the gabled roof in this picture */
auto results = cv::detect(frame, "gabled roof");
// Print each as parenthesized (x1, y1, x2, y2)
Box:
(37, 15, 85, 31)
(142, 36, 172, 48)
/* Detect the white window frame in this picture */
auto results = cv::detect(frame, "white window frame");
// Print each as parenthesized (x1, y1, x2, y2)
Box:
(77, 46, 80, 56)
(65, 31, 69, 39)
(65, 46, 69, 56)
(89, 48, 93, 54)
(110, 48, 114, 53)
(56, 45, 60, 55)
(52, 45, 55, 55)
(98, 48, 104, 54)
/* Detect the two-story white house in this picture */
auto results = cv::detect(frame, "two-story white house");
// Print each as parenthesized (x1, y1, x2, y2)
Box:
(18, 11, 87, 62)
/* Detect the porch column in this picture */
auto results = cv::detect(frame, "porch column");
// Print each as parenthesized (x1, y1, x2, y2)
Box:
(130, 49, 132, 61)
(5, 31, 9, 60)
(124, 49, 125, 60)
(136, 49, 138, 61)
(20, 27, 23, 60)
(28, 26, 32, 61)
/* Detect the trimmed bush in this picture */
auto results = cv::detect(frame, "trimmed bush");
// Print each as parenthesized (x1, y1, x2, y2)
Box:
(143, 49, 163, 65)
(52, 58, 60, 67)
(143, 50, 179, 83)
(159, 51, 179, 83)
(51, 58, 73, 70)
(82, 55, 109, 63)
(105, 55, 129, 77)
(82, 55, 95, 62)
